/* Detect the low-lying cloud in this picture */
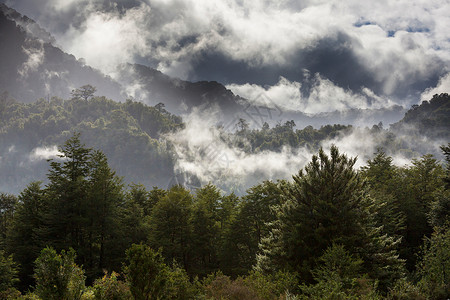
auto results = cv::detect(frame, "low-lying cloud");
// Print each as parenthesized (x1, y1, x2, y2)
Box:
(18, 40, 45, 78)
(227, 73, 396, 114)
(164, 108, 440, 192)
(421, 72, 450, 101)
(29, 145, 61, 161)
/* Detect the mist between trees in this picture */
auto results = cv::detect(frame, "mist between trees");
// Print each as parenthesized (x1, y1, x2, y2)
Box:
(0, 131, 449, 299)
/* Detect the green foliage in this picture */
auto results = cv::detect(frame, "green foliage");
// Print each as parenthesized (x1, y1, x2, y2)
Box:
(386, 278, 426, 300)
(362, 150, 406, 256)
(1, 132, 449, 297)
(162, 262, 197, 300)
(243, 270, 298, 300)
(0, 193, 17, 249)
(393, 93, 450, 139)
(416, 226, 450, 298)
(34, 247, 86, 300)
(257, 146, 404, 290)
(124, 244, 196, 300)
(398, 154, 445, 270)
(299, 244, 379, 299)
(92, 271, 130, 300)
(149, 185, 193, 270)
(0, 250, 19, 293)
(0, 95, 181, 194)
(202, 270, 298, 300)
(71, 85, 97, 101)
(225, 120, 352, 153)
(6, 182, 44, 289)
(124, 244, 167, 300)
(40, 134, 126, 280)
(203, 272, 261, 300)
(189, 184, 221, 276)
(220, 180, 285, 275)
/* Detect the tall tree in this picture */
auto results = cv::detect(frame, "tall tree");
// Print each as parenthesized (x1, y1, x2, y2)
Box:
(220, 180, 285, 275)
(0, 193, 17, 250)
(44, 133, 91, 252)
(85, 150, 124, 277)
(42, 134, 125, 280)
(7, 182, 45, 289)
(362, 149, 406, 243)
(189, 184, 221, 276)
(71, 85, 97, 101)
(149, 185, 193, 271)
(399, 154, 444, 269)
(257, 146, 404, 290)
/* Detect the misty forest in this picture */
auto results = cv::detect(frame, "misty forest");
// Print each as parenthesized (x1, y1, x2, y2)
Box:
(0, 1, 450, 300)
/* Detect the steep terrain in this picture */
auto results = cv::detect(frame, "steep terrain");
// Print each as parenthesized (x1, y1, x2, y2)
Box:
(0, 4, 124, 102)
(391, 93, 450, 140)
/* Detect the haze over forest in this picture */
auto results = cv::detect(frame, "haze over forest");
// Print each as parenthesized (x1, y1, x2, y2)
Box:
(0, 0, 449, 194)
(0, 1, 449, 299)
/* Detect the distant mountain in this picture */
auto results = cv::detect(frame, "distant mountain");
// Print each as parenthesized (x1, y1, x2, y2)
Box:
(0, 3, 417, 129)
(0, 4, 247, 119)
(391, 93, 450, 139)
(0, 3, 123, 102)
(117, 63, 245, 117)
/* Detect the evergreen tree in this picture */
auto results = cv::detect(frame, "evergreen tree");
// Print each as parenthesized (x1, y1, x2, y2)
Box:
(362, 150, 406, 245)
(149, 185, 193, 271)
(85, 150, 124, 278)
(257, 146, 404, 290)
(0, 193, 17, 250)
(220, 180, 285, 275)
(7, 182, 45, 289)
(41, 134, 125, 280)
(0, 250, 19, 295)
(417, 226, 450, 298)
(44, 133, 92, 253)
(399, 154, 444, 269)
(189, 184, 221, 276)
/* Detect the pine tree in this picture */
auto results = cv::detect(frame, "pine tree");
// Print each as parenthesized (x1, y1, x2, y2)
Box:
(257, 146, 404, 291)
(7, 182, 45, 289)
(44, 133, 92, 253)
(189, 184, 221, 276)
(149, 185, 193, 271)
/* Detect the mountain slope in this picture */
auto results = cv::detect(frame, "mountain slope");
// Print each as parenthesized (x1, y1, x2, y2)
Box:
(0, 95, 182, 194)
(0, 3, 124, 102)
(391, 93, 450, 139)
(117, 63, 245, 116)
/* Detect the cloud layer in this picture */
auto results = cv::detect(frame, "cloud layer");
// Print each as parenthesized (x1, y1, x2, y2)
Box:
(164, 107, 444, 192)
(227, 74, 396, 114)
(5, 0, 449, 107)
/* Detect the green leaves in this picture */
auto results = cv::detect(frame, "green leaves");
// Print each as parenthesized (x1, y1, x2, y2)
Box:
(258, 146, 404, 290)
(0, 250, 18, 293)
(417, 227, 450, 298)
(124, 244, 167, 300)
(124, 244, 195, 300)
(34, 247, 85, 300)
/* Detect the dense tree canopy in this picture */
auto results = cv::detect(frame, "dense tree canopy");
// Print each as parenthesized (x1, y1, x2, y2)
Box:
(0, 113, 448, 298)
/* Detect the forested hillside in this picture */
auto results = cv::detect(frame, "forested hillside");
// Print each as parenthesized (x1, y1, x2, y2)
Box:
(1, 91, 449, 195)
(391, 93, 450, 139)
(0, 134, 448, 299)
(0, 4, 123, 102)
(0, 1, 449, 299)
(0, 89, 182, 193)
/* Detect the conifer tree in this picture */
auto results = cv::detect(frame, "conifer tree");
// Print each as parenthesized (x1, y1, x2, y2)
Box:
(257, 146, 404, 290)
